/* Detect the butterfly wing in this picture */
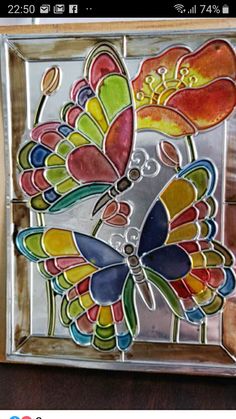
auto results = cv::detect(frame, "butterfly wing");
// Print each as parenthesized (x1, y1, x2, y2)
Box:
(139, 159, 235, 323)
(18, 121, 112, 212)
(16, 227, 137, 351)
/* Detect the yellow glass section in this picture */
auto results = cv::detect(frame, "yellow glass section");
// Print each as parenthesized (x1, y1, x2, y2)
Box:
(44, 229, 79, 256)
(80, 292, 94, 309)
(185, 274, 205, 294)
(195, 287, 213, 304)
(86, 97, 108, 133)
(160, 179, 196, 219)
(167, 223, 198, 244)
(98, 306, 113, 327)
(68, 132, 90, 147)
(191, 252, 205, 268)
(56, 177, 79, 194)
(46, 154, 65, 166)
(65, 264, 97, 284)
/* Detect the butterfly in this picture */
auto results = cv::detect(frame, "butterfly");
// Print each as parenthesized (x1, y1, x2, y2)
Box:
(16, 159, 235, 351)
(17, 43, 139, 224)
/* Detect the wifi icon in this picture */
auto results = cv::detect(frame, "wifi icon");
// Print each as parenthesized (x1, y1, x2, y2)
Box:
(174, 4, 186, 13)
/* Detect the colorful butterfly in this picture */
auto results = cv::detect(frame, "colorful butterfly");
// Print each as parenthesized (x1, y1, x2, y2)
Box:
(16, 159, 235, 351)
(17, 44, 140, 224)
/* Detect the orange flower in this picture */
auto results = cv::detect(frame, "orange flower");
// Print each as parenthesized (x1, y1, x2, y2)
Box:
(102, 200, 131, 226)
(132, 39, 236, 138)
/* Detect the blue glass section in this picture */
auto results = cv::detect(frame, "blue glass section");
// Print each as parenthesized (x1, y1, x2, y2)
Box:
(90, 264, 129, 304)
(30, 144, 51, 167)
(16, 227, 44, 262)
(186, 308, 205, 323)
(178, 159, 216, 197)
(74, 232, 124, 267)
(58, 124, 73, 137)
(142, 244, 191, 281)
(219, 268, 236, 296)
(206, 219, 217, 240)
(70, 323, 92, 345)
(52, 278, 64, 295)
(138, 200, 168, 257)
(44, 188, 60, 203)
(117, 332, 132, 350)
(77, 86, 95, 108)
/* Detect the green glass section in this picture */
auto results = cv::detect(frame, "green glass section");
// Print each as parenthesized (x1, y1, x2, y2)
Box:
(76, 114, 103, 147)
(213, 241, 233, 266)
(18, 141, 35, 169)
(37, 261, 52, 279)
(45, 167, 68, 185)
(204, 250, 223, 267)
(99, 75, 131, 122)
(56, 177, 79, 194)
(25, 233, 48, 259)
(145, 267, 185, 319)
(57, 140, 74, 157)
(93, 335, 116, 351)
(96, 324, 115, 340)
(185, 168, 209, 199)
(57, 273, 72, 290)
(60, 102, 74, 121)
(31, 194, 50, 211)
(123, 275, 137, 336)
(68, 299, 84, 319)
(46, 154, 65, 166)
(60, 297, 71, 326)
(206, 196, 216, 217)
(203, 295, 224, 314)
(49, 183, 110, 212)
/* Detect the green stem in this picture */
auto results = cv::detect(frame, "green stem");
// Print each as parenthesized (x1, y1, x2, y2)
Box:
(46, 280, 56, 336)
(92, 218, 103, 237)
(200, 320, 207, 344)
(186, 135, 197, 162)
(34, 94, 47, 126)
(172, 314, 179, 343)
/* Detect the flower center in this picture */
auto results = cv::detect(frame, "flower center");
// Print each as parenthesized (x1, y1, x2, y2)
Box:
(136, 66, 198, 105)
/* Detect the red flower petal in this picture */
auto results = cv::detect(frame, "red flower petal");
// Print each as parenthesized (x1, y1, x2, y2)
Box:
(132, 46, 191, 108)
(106, 214, 128, 226)
(137, 105, 196, 137)
(166, 78, 236, 130)
(119, 202, 131, 216)
(102, 200, 118, 220)
(176, 39, 236, 87)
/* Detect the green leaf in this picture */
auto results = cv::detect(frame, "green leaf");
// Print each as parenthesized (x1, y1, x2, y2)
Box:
(144, 268, 185, 319)
(123, 275, 138, 337)
(49, 183, 110, 213)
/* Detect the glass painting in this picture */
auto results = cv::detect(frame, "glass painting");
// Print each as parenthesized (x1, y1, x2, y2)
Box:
(3, 30, 236, 374)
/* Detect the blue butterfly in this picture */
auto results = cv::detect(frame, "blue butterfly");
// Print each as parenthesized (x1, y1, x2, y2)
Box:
(16, 159, 235, 351)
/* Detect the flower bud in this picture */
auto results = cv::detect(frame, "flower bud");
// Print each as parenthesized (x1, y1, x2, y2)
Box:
(157, 140, 182, 169)
(41, 66, 61, 96)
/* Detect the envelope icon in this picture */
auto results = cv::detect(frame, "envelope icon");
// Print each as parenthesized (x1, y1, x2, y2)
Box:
(53, 4, 65, 14)
(40, 4, 50, 13)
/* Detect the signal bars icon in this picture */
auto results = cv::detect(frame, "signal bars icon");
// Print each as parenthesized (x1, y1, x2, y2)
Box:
(188, 4, 196, 13)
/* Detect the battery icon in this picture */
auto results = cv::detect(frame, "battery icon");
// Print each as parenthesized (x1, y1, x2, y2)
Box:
(222, 4, 229, 13)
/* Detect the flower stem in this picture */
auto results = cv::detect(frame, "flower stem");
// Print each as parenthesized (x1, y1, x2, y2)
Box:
(92, 218, 103, 237)
(172, 314, 179, 343)
(200, 320, 207, 344)
(46, 279, 56, 336)
(186, 135, 197, 162)
(34, 94, 47, 126)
